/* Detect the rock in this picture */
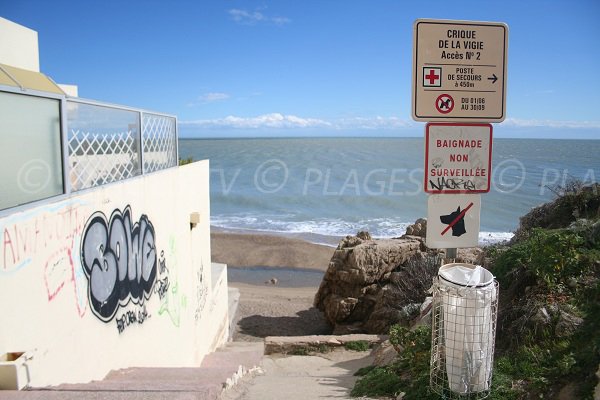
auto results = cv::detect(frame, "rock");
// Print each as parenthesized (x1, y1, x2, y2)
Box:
(264, 334, 385, 355)
(557, 382, 578, 400)
(356, 231, 372, 241)
(314, 231, 442, 334)
(405, 218, 427, 237)
(511, 183, 600, 243)
(456, 247, 484, 264)
(323, 295, 358, 322)
(332, 322, 364, 335)
(555, 310, 584, 338)
(532, 307, 551, 326)
(399, 303, 421, 322)
(372, 339, 399, 367)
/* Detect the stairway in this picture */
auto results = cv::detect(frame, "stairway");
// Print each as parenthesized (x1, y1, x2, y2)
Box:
(1, 342, 264, 400)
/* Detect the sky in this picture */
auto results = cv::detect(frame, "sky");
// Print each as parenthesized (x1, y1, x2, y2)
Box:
(2, 0, 600, 138)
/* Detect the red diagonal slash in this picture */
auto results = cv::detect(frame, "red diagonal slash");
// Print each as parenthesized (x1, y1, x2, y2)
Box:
(441, 202, 474, 236)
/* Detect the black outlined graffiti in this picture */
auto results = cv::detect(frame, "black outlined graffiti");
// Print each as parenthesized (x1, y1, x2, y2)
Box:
(154, 251, 170, 300)
(81, 206, 157, 322)
(115, 305, 150, 334)
(429, 177, 476, 191)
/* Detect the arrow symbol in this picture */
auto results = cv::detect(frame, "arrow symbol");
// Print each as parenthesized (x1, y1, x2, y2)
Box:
(488, 74, 498, 84)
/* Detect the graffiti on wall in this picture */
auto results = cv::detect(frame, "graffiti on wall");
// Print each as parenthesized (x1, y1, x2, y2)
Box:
(156, 237, 187, 328)
(115, 305, 150, 334)
(1, 201, 87, 272)
(80, 206, 157, 322)
(194, 259, 207, 323)
(1, 200, 90, 316)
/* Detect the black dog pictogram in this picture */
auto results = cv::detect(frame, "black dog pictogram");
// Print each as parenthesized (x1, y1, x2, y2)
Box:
(440, 206, 466, 237)
(439, 98, 452, 110)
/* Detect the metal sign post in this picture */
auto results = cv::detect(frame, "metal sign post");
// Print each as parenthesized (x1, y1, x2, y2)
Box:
(413, 19, 508, 398)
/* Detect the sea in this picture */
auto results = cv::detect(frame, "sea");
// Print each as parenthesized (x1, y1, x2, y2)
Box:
(179, 138, 600, 247)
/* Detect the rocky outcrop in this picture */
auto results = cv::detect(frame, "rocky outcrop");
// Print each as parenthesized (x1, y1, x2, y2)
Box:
(405, 218, 427, 237)
(512, 183, 600, 243)
(314, 229, 433, 334)
(314, 233, 425, 334)
(314, 218, 487, 334)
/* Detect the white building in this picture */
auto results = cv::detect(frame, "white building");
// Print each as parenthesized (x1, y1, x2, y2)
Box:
(0, 17, 229, 389)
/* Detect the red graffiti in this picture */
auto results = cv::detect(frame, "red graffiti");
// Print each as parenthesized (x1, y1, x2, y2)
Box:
(1, 203, 87, 272)
(44, 245, 87, 318)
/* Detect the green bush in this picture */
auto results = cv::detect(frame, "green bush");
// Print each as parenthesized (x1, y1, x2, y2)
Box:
(353, 325, 437, 399)
(493, 228, 590, 288)
(351, 366, 403, 397)
(490, 221, 600, 398)
(179, 156, 194, 166)
(344, 340, 370, 352)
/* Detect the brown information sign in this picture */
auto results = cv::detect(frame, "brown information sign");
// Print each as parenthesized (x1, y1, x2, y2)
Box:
(412, 19, 508, 122)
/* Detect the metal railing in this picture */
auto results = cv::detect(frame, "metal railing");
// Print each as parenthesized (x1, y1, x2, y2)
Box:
(66, 99, 178, 192)
(0, 85, 179, 214)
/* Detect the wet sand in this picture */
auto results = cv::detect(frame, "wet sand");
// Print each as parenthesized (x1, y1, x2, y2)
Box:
(211, 231, 334, 271)
(211, 230, 336, 341)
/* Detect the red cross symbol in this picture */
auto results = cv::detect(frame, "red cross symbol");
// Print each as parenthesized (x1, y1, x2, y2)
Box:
(425, 69, 439, 85)
(423, 67, 442, 87)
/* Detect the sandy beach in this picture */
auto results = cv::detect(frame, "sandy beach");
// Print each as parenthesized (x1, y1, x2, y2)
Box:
(211, 231, 335, 271)
(211, 230, 336, 340)
(230, 283, 331, 341)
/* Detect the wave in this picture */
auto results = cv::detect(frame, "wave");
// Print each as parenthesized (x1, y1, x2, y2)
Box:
(210, 213, 513, 246)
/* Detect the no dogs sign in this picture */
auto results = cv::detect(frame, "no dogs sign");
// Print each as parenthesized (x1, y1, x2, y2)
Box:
(426, 194, 481, 249)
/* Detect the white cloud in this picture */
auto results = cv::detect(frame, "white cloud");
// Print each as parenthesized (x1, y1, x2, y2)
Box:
(335, 116, 416, 130)
(181, 114, 420, 130)
(188, 92, 230, 107)
(182, 113, 331, 129)
(501, 118, 600, 129)
(228, 8, 290, 26)
(199, 92, 230, 103)
(182, 114, 600, 131)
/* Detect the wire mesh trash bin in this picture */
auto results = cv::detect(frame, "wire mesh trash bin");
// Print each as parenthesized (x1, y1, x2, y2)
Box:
(430, 263, 499, 399)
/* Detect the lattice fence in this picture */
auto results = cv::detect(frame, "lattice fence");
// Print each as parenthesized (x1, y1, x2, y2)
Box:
(68, 130, 140, 191)
(142, 113, 177, 174)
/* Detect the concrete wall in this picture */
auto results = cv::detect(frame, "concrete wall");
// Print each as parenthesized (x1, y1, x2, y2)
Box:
(0, 160, 229, 387)
(0, 17, 39, 72)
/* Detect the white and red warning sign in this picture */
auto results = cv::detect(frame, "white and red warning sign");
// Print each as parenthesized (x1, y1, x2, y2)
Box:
(425, 123, 492, 193)
(426, 193, 481, 249)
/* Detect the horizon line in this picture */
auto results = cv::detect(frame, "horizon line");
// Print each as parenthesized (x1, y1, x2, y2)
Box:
(178, 135, 600, 141)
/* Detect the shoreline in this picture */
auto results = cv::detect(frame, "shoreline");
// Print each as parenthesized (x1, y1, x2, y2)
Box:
(211, 230, 333, 340)
(211, 229, 334, 272)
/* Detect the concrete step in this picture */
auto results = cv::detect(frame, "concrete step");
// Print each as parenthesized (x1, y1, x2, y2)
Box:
(0, 391, 216, 400)
(2, 341, 264, 400)
(264, 334, 387, 355)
